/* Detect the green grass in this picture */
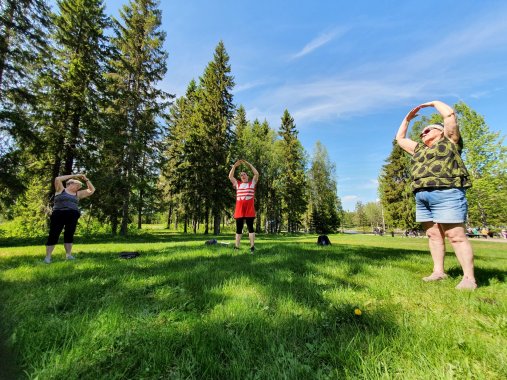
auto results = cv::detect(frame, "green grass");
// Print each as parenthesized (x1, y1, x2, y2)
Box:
(1, 229, 506, 379)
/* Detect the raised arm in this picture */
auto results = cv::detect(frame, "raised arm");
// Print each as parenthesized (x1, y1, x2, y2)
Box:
(243, 160, 259, 184)
(395, 106, 419, 155)
(229, 160, 242, 187)
(418, 100, 459, 143)
(77, 175, 95, 199)
(54, 174, 82, 193)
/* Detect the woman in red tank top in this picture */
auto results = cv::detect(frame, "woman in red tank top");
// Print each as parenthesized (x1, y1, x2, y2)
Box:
(229, 159, 259, 253)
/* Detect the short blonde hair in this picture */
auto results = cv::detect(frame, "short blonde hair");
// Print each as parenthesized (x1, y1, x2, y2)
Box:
(66, 179, 83, 187)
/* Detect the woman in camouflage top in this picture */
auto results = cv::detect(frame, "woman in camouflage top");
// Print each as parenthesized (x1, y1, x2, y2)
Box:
(396, 100, 476, 290)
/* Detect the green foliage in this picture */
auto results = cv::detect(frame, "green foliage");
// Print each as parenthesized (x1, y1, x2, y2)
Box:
(278, 110, 307, 232)
(363, 201, 383, 229)
(10, 177, 49, 237)
(0, 0, 52, 216)
(456, 102, 507, 226)
(378, 139, 417, 230)
(196, 41, 236, 234)
(235, 118, 280, 232)
(100, 0, 171, 235)
(307, 141, 341, 233)
(162, 41, 236, 235)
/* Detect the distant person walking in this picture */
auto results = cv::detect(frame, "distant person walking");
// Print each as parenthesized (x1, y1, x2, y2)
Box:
(229, 160, 259, 253)
(396, 100, 476, 290)
(44, 174, 95, 263)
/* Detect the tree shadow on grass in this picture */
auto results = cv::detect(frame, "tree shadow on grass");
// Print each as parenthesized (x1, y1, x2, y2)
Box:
(1, 240, 505, 378)
(0, 230, 226, 248)
(446, 266, 506, 287)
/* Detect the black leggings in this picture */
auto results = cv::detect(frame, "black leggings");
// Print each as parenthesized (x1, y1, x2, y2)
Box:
(236, 217, 255, 234)
(46, 209, 81, 246)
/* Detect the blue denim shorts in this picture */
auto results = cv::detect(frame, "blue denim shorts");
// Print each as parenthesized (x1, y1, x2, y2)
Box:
(415, 188, 468, 224)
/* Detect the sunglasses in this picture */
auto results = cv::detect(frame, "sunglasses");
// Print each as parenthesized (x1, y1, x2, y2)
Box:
(420, 126, 441, 137)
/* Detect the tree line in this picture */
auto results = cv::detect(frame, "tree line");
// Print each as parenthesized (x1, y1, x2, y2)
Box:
(0, 0, 343, 236)
(2, 1, 503, 238)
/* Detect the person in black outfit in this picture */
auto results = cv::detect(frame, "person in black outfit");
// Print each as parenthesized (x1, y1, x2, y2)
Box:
(44, 174, 95, 263)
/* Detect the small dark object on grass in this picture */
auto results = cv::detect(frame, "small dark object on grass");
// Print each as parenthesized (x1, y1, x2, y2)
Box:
(119, 251, 140, 259)
(317, 235, 331, 246)
(205, 239, 218, 245)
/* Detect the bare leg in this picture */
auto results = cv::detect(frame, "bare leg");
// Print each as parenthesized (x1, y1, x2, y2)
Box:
(422, 222, 446, 275)
(64, 243, 75, 259)
(249, 232, 255, 252)
(45, 245, 55, 263)
(235, 234, 242, 249)
(441, 223, 476, 288)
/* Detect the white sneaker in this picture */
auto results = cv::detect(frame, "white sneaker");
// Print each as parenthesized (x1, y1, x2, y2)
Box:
(66, 255, 76, 260)
(44, 257, 51, 264)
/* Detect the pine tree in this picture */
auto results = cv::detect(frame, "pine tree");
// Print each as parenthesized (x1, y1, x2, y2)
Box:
(163, 80, 204, 233)
(103, 0, 171, 235)
(0, 0, 50, 96)
(232, 104, 248, 159)
(0, 0, 51, 215)
(277, 109, 307, 233)
(37, 0, 110, 197)
(378, 139, 416, 230)
(196, 41, 235, 235)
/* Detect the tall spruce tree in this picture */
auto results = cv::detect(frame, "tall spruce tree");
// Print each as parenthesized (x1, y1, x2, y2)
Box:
(103, 0, 170, 235)
(0, 0, 50, 96)
(196, 41, 235, 234)
(277, 109, 307, 232)
(163, 80, 203, 233)
(0, 0, 51, 214)
(232, 104, 248, 160)
(40, 0, 110, 189)
(378, 138, 416, 230)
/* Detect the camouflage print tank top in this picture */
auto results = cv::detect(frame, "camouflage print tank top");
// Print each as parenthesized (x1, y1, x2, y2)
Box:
(411, 137, 472, 192)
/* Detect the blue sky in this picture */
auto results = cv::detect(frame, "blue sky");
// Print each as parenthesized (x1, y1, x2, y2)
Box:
(98, 0, 507, 210)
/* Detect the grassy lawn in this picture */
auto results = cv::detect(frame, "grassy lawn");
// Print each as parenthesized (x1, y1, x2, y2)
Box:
(1, 229, 506, 379)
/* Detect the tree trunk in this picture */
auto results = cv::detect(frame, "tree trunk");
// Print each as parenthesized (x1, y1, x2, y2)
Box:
(137, 188, 143, 229)
(204, 208, 209, 234)
(213, 213, 221, 235)
(64, 111, 81, 174)
(166, 203, 172, 229)
(120, 184, 130, 236)
(111, 213, 118, 235)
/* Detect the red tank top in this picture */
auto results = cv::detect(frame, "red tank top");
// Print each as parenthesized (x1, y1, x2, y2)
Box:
(234, 180, 256, 218)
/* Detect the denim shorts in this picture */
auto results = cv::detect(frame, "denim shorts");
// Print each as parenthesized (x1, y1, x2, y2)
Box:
(415, 188, 468, 224)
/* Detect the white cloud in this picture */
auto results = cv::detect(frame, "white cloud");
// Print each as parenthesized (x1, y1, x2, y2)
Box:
(244, 9, 507, 125)
(234, 80, 268, 93)
(291, 27, 347, 60)
(400, 13, 507, 72)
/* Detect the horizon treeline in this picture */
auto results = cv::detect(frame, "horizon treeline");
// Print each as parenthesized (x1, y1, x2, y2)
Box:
(0, 0, 343, 236)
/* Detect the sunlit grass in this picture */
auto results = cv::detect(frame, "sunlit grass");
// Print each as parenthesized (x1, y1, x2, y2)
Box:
(0, 230, 506, 379)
